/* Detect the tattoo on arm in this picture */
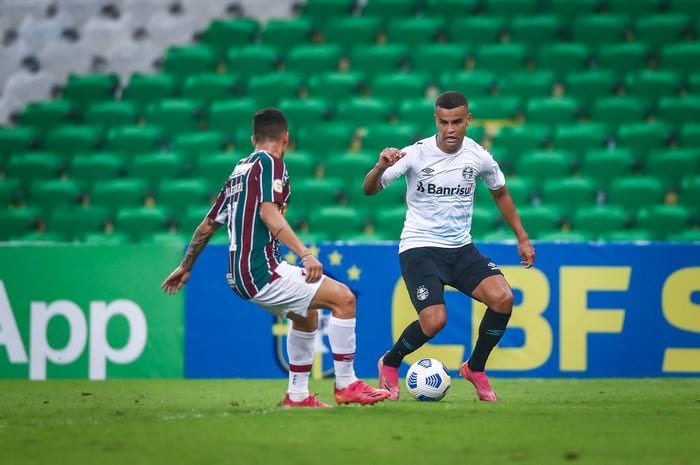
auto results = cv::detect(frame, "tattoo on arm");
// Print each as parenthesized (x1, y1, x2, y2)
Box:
(181, 219, 218, 271)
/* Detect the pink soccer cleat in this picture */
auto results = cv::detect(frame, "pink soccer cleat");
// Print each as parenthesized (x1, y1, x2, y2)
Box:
(281, 393, 332, 408)
(334, 380, 391, 405)
(460, 362, 498, 402)
(377, 354, 400, 401)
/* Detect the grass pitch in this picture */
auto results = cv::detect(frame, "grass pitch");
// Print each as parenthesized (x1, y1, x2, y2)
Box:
(1, 378, 698, 465)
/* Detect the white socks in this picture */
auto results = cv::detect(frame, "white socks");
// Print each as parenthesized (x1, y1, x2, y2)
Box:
(286, 328, 315, 402)
(328, 316, 358, 390)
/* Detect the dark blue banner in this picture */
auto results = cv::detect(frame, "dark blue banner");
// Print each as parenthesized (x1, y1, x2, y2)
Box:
(185, 242, 700, 379)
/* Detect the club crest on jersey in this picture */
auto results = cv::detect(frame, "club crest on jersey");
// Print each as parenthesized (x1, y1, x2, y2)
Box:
(416, 285, 429, 301)
(462, 166, 476, 181)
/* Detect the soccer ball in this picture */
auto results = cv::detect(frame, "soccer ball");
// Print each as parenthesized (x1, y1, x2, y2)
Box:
(405, 358, 451, 401)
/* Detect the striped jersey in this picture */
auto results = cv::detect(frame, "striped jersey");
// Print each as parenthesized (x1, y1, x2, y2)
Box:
(380, 135, 505, 253)
(207, 150, 290, 299)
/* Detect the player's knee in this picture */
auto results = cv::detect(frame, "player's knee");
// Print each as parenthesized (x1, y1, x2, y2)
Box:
(490, 287, 514, 312)
(333, 284, 356, 319)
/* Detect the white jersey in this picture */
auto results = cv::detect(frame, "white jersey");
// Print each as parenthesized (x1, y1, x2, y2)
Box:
(380, 135, 506, 253)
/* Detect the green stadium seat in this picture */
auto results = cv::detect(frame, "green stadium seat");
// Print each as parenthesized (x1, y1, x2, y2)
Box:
(633, 14, 692, 52)
(20, 100, 76, 134)
(177, 204, 211, 233)
(385, 17, 446, 48)
(5, 152, 62, 188)
(492, 123, 550, 156)
(155, 178, 212, 213)
(29, 178, 83, 214)
(42, 125, 102, 160)
(498, 70, 556, 99)
(295, 122, 357, 159)
(321, 16, 381, 53)
(171, 131, 229, 166)
(259, 18, 314, 55)
(60, 73, 119, 110)
(439, 70, 497, 97)
(502, 176, 536, 206)
(371, 73, 428, 104)
(517, 205, 563, 239)
(322, 151, 376, 188)
(470, 205, 502, 239)
(666, 229, 700, 243)
(509, 15, 563, 48)
(84, 100, 139, 130)
(340, 231, 395, 242)
(372, 204, 407, 238)
(447, 16, 507, 48)
(599, 229, 654, 242)
(607, 176, 665, 212)
(525, 97, 580, 125)
(645, 149, 700, 189)
(516, 150, 574, 182)
(0, 127, 39, 163)
(480, 228, 518, 242)
(296, 230, 332, 243)
(667, 0, 700, 16)
(481, 0, 540, 17)
(284, 150, 318, 179)
(361, 0, 419, 18)
(335, 97, 392, 126)
(348, 178, 405, 215)
(550, 123, 610, 163)
(546, 0, 600, 23)
(579, 148, 635, 190)
(145, 231, 190, 246)
(113, 206, 170, 242)
(279, 98, 330, 126)
(395, 98, 437, 128)
(13, 231, 64, 244)
(0, 179, 22, 207)
(207, 98, 256, 138)
(246, 72, 303, 108)
(572, 14, 631, 48)
(284, 44, 343, 78)
(181, 73, 241, 104)
(655, 96, 700, 127)
(589, 97, 648, 128)
(195, 152, 238, 188)
(535, 43, 591, 77)
(636, 204, 690, 240)
(659, 42, 700, 74)
(489, 147, 515, 175)
(302, 0, 357, 21)
(105, 125, 167, 159)
(162, 45, 219, 83)
(89, 178, 148, 212)
(307, 71, 366, 105)
(604, 0, 661, 17)
(199, 18, 260, 56)
(473, 43, 530, 73)
(563, 70, 619, 109)
(83, 232, 130, 245)
(69, 152, 124, 188)
(350, 44, 409, 78)
(679, 176, 700, 212)
(422, 0, 479, 15)
(572, 204, 629, 238)
(361, 123, 418, 152)
(614, 121, 671, 162)
(541, 176, 598, 217)
(538, 230, 593, 242)
(47, 205, 109, 241)
(284, 203, 310, 231)
(677, 123, 700, 148)
(289, 177, 345, 208)
(412, 44, 468, 79)
(465, 125, 486, 144)
(121, 73, 178, 111)
(128, 152, 184, 186)
(308, 205, 366, 241)
(596, 42, 651, 74)
(225, 45, 279, 81)
(144, 99, 203, 134)
(0, 207, 41, 240)
(469, 96, 522, 120)
(624, 70, 681, 100)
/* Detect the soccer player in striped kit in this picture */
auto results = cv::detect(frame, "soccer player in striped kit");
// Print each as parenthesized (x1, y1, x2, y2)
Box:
(162, 108, 390, 407)
(363, 91, 536, 402)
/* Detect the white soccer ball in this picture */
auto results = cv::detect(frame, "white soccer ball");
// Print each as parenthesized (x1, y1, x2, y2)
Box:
(405, 358, 451, 401)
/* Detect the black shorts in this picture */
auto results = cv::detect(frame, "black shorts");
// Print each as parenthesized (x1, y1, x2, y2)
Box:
(399, 243, 503, 312)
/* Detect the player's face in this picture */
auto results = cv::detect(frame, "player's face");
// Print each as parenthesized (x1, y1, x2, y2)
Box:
(434, 105, 472, 154)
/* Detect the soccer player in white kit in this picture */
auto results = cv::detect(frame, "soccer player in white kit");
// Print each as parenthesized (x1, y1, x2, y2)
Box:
(363, 91, 536, 402)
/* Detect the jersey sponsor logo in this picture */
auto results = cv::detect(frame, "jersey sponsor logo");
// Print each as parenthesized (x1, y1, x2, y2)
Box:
(416, 285, 429, 301)
(488, 261, 499, 270)
(421, 167, 435, 176)
(416, 181, 473, 196)
(273, 178, 283, 193)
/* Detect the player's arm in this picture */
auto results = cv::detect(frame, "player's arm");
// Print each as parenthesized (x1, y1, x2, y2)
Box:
(490, 186, 536, 268)
(259, 201, 323, 283)
(363, 147, 405, 195)
(161, 218, 222, 294)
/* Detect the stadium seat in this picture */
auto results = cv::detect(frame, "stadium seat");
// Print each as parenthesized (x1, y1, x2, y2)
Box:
(655, 96, 700, 127)
(0, 207, 41, 240)
(525, 97, 580, 125)
(546, 0, 600, 23)
(501, 176, 536, 207)
(422, 0, 479, 15)
(121, 73, 178, 111)
(589, 97, 648, 128)
(289, 177, 345, 208)
(5, 152, 62, 188)
(19, 100, 76, 135)
(162, 45, 219, 84)
(535, 43, 591, 78)
(492, 123, 550, 156)
(636, 204, 690, 240)
(572, 14, 631, 48)
(145, 231, 191, 246)
(480, 228, 519, 242)
(89, 178, 148, 212)
(47, 204, 110, 241)
(439, 70, 497, 97)
(302, 0, 357, 21)
(470, 205, 502, 239)
(60, 73, 119, 111)
(259, 17, 314, 55)
(335, 97, 392, 126)
(306, 71, 366, 105)
(677, 123, 700, 148)
(320, 16, 381, 54)
(361, 0, 420, 18)
(348, 178, 406, 215)
(83, 232, 130, 245)
(614, 121, 672, 162)
(537, 230, 593, 242)
(84, 100, 139, 130)
(624, 70, 681, 100)
(350, 44, 410, 78)
(128, 152, 184, 186)
(144, 99, 204, 134)
(195, 151, 238, 188)
(550, 123, 610, 163)
(226, 45, 280, 81)
(308, 205, 366, 241)
(0, 179, 22, 207)
(171, 131, 229, 166)
(541, 176, 598, 218)
(482, 0, 541, 17)
(579, 148, 635, 190)
(113, 206, 170, 243)
(509, 15, 563, 48)
(412, 44, 468, 79)
(473, 43, 530, 73)
(322, 151, 376, 188)
(516, 205, 563, 239)
(659, 42, 700, 74)
(69, 152, 124, 189)
(105, 125, 167, 160)
(633, 14, 692, 53)
(447, 16, 507, 48)
(372, 205, 407, 239)
(599, 229, 654, 242)
(679, 176, 700, 212)
(563, 70, 619, 109)
(667, 0, 700, 17)
(384, 17, 446, 48)
(498, 70, 556, 99)
(284, 44, 343, 78)
(42, 125, 102, 160)
(469, 96, 522, 120)
(278, 98, 330, 126)
(645, 149, 699, 190)
(295, 122, 357, 160)
(177, 204, 212, 234)
(516, 150, 574, 182)
(0, 127, 39, 162)
(572, 204, 629, 238)
(29, 178, 83, 214)
(361, 123, 418, 152)
(595, 42, 651, 74)
(207, 98, 257, 138)
(666, 229, 700, 243)
(199, 18, 260, 56)
(246, 72, 303, 108)
(181, 73, 241, 105)
(607, 176, 665, 212)
(396, 98, 438, 128)
(370, 73, 428, 105)
(604, 0, 661, 17)
(284, 150, 318, 179)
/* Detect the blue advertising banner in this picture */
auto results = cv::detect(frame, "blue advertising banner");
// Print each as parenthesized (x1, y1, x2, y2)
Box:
(184, 242, 700, 379)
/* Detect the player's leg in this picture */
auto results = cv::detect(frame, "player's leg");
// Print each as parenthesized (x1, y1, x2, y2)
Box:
(310, 276, 390, 405)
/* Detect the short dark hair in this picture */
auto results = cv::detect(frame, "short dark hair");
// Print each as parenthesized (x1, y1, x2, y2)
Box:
(253, 108, 288, 142)
(435, 91, 468, 110)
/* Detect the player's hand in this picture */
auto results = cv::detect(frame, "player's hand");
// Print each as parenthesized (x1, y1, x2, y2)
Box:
(377, 147, 406, 169)
(300, 254, 323, 283)
(518, 241, 536, 269)
(161, 266, 190, 294)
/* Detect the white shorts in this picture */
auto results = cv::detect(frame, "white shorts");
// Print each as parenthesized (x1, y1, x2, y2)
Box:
(248, 261, 324, 318)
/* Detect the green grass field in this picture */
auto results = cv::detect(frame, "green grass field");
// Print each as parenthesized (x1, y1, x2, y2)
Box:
(1, 378, 698, 465)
